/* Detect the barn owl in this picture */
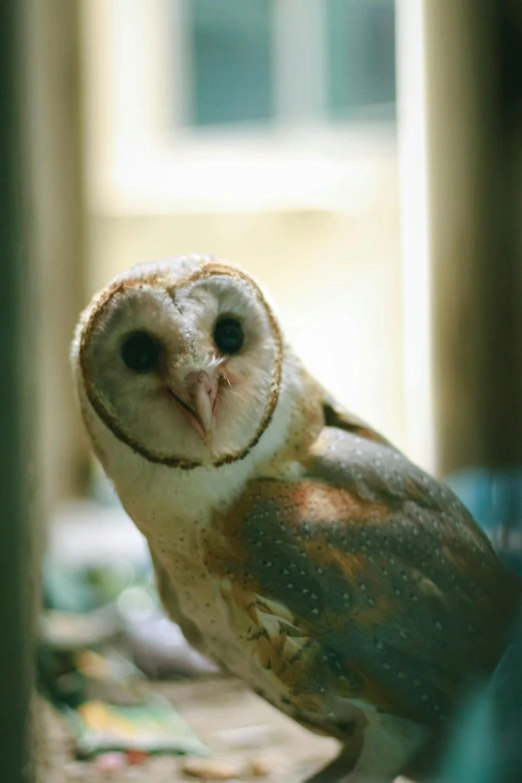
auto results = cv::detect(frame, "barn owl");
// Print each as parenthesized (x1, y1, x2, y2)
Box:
(72, 256, 519, 782)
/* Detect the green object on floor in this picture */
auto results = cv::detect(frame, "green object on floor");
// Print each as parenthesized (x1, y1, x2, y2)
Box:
(37, 623, 209, 759)
(65, 695, 209, 758)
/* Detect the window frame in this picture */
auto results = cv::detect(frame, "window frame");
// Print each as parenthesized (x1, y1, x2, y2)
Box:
(82, 0, 396, 213)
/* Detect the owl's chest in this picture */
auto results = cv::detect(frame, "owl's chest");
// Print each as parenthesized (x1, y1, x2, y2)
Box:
(146, 514, 231, 641)
(149, 515, 222, 629)
(146, 515, 291, 705)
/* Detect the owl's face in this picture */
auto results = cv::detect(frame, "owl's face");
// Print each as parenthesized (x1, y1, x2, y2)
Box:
(75, 258, 283, 468)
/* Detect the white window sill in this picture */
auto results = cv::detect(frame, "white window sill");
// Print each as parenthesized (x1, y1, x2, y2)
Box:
(88, 123, 397, 215)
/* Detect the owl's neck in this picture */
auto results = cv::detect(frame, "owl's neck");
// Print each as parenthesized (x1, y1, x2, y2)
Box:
(116, 449, 261, 535)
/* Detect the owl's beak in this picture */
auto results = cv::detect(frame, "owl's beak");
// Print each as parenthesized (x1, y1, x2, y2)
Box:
(167, 370, 218, 445)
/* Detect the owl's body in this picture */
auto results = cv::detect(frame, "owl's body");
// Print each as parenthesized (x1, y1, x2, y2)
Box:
(73, 256, 519, 781)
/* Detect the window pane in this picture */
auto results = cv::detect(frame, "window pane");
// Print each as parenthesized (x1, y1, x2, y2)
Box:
(326, 0, 396, 120)
(187, 0, 274, 126)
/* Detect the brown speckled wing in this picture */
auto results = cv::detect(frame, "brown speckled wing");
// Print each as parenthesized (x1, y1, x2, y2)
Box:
(203, 426, 519, 730)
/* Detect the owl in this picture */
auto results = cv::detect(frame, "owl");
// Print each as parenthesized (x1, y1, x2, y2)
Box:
(72, 256, 519, 782)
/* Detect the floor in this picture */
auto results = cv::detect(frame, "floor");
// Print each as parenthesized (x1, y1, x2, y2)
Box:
(41, 677, 341, 783)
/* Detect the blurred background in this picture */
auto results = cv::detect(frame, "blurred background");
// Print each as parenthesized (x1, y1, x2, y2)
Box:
(2, 0, 522, 781)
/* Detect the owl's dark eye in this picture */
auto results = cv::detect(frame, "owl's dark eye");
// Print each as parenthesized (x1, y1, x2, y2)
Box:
(121, 331, 159, 373)
(214, 318, 244, 355)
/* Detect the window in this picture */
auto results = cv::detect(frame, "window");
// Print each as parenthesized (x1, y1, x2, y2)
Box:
(188, 0, 274, 125)
(327, 0, 396, 119)
(172, 0, 396, 129)
(83, 0, 397, 211)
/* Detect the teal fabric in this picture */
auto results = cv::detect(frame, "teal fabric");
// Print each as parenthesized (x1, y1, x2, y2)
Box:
(446, 467, 522, 574)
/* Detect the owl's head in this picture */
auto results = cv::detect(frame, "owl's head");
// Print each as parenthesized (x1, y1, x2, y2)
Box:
(72, 256, 290, 471)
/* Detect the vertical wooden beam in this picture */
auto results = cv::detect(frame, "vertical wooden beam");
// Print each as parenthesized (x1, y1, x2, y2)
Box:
(24, 0, 89, 509)
(0, 1, 91, 777)
(0, 2, 34, 780)
(423, 0, 522, 475)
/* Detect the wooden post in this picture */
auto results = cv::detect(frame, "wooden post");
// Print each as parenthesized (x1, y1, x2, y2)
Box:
(0, 2, 35, 780)
(23, 0, 89, 509)
(423, 0, 522, 475)
(0, 1, 89, 777)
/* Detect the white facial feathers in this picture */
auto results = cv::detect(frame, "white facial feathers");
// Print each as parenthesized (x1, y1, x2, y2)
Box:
(72, 257, 291, 473)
